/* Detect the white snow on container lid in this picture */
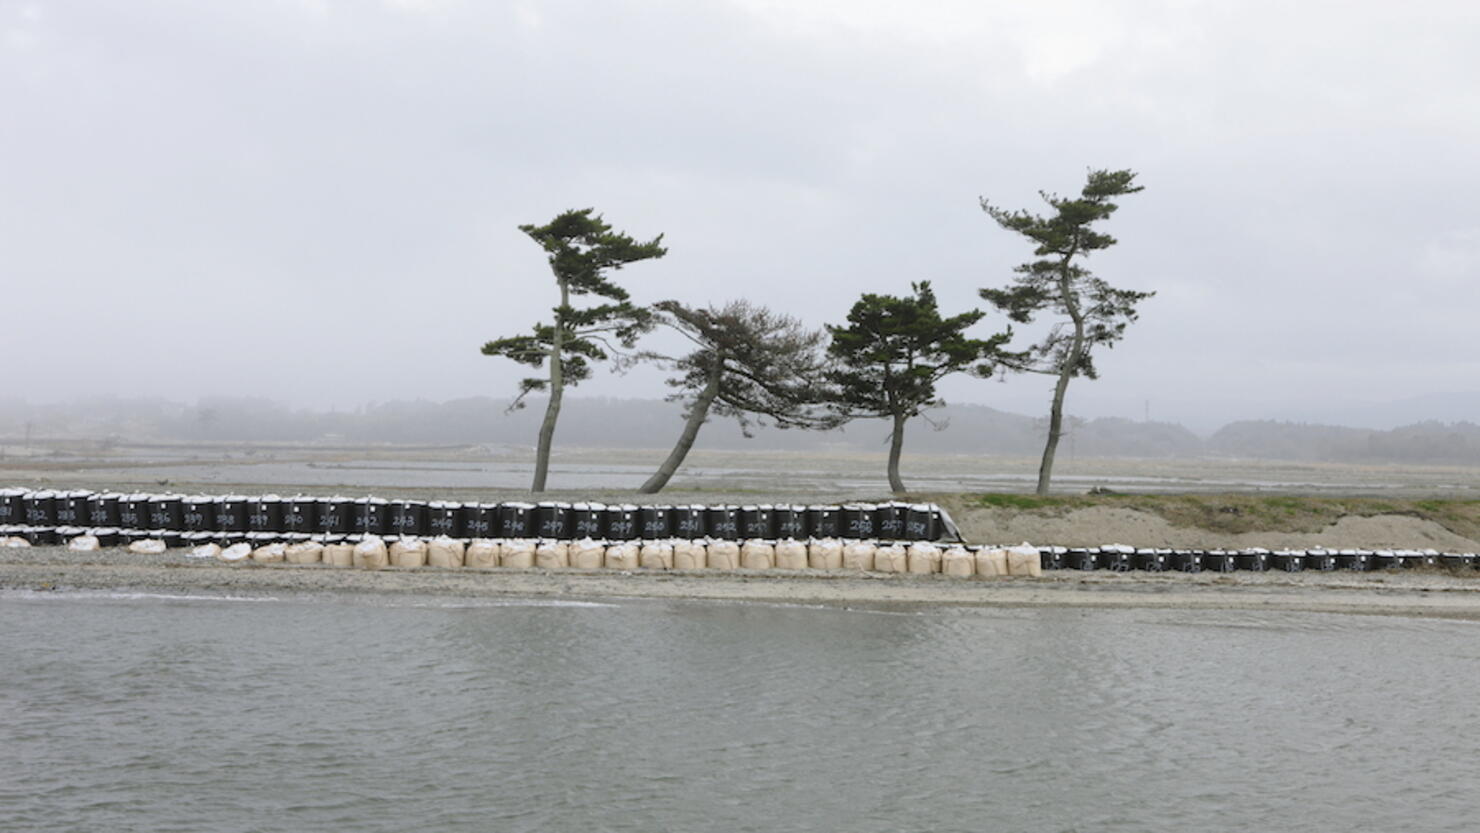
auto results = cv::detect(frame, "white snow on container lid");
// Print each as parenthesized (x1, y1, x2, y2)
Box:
(222, 494, 248, 502)
(506, 501, 536, 509)
(613, 503, 637, 512)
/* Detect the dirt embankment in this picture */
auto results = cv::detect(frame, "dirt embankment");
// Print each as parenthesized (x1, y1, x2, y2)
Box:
(936, 494, 1480, 551)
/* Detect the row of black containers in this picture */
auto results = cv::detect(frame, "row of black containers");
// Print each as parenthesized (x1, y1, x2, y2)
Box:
(1037, 545, 1476, 572)
(0, 489, 957, 542)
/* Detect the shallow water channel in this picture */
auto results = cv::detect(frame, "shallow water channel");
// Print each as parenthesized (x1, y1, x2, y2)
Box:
(2, 593, 1477, 832)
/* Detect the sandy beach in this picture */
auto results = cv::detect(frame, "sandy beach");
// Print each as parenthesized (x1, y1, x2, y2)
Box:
(6, 545, 1480, 620)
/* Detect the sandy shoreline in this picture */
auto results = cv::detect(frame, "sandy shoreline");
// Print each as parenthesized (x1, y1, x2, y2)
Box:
(5, 546, 1480, 620)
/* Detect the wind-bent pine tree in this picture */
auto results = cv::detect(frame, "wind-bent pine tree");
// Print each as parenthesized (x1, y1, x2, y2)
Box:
(638, 300, 842, 494)
(826, 281, 1011, 494)
(481, 208, 666, 492)
(980, 168, 1153, 496)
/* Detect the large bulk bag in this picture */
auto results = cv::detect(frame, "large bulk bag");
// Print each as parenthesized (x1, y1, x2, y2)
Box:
(775, 540, 808, 569)
(128, 539, 167, 555)
(324, 542, 355, 567)
(874, 544, 907, 573)
(640, 541, 674, 569)
(252, 543, 287, 563)
(390, 539, 427, 568)
(2, 537, 31, 548)
(673, 540, 707, 569)
(605, 542, 640, 570)
(740, 540, 775, 570)
(1007, 542, 1042, 577)
(285, 541, 324, 564)
(808, 538, 843, 569)
(426, 536, 465, 568)
(68, 535, 101, 552)
(942, 545, 975, 577)
(842, 542, 876, 571)
(976, 547, 1009, 577)
(501, 539, 536, 568)
(907, 542, 942, 574)
(570, 538, 605, 569)
(707, 540, 740, 570)
(465, 540, 501, 568)
(353, 537, 389, 570)
(535, 540, 570, 569)
(191, 542, 222, 560)
(218, 542, 252, 563)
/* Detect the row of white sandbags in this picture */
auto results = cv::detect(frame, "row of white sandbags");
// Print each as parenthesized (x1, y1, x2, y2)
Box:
(190, 536, 1042, 576)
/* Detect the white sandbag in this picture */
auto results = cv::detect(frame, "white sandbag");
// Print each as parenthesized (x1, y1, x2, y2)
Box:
(1007, 542, 1042, 577)
(285, 541, 324, 564)
(353, 536, 389, 570)
(535, 540, 570, 569)
(640, 541, 674, 569)
(68, 535, 101, 552)
(191, 542, 223, 560)
(874, 543, 907, 573)
(707, 540, 740, 570)
(569, 538, 605, 569)
(252, 542, 286, 563)
(740, 540, 775, 570)
(390, 539, 427, 568)
(2, 537, 30, 548)
(501, 539, 535, 568)
(808, 538, 843, 570)
(323, 542, 355, 567)
(842, 541, 876, 571)
(129, 539, 167, 555)
(907, 542, 942, 574)
(673, 540, 707, 569)
(465, 540, 500, 568)
(942, 545, 975, 577)
(975, 547, 1009, 577)
(427, 536, 465, 568)
(605, 542, 639, 570)
(218, 542, 252, 563)
(775, 540, 808, 569)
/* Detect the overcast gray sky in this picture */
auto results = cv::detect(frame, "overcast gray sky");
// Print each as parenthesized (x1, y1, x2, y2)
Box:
(3, 0, 1478, 432)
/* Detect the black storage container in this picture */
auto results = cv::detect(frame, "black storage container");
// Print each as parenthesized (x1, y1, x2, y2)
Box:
(638, 505, 672, 540)
(874, 503, 907, 539)
(805, 505, 840, 539)
(1104, 546, 1135, 572)
(148, 494, 184, 530)
(92, 527, 122, 547)
(0, 488, 25, 525)
(284, 496, 318, 533)
(1439, 553, 1476, 570)
(1068, 548, 1099, 571)
(26, 526, 59, 546)
(1306, 550, 1336, 571)
(773, 505, 806, 540)
(354, 497, 390, 535)
(671, 505, 706, 539)
(1272, 550, 1305, 572)
(1136, 549, 1169, 572)
(158, 530, 185, 548)
(460, 503, 497, 539)
(217, 496, 250, 533)
(391, 500, 430, 537)
(739, 505, 775, 539)
(1204, 550, 1237, 572)
(905, 504, 938, 541)
(569, 503, 605, 539)
(705, 505, 739, 540)
(182, 496, 217, 531)
(841, 504, 877, 539)
(317, 497, 354, 534)
(429, 501, 463, 538)
(87, 492, 122, 527)
(185, 531, 215, 546)
(56, 490, 91, 525)
(248, 496, 284, 533)
(1335, 549, 1371, 571)
(536, 502, 573, 539)
(1372, 550, 1399, 569)
(1173, 550, 1203, 573)
(498, 502, 536, 538)
(604, 504, 637, 540)
(120, 529, 150, 544)
(1236, 550, 1270, 571)
(25, 490, 59, 526)
(118, 493, 151, 529)
(1040, 547, 1066, 571)
(56, 525, 86, 544)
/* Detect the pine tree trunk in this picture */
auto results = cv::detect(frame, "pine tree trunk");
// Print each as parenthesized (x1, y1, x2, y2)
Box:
(887, 411, 908, 494)
(638, 370, 721, 494)
(1037, 262, 1085, 496)
(532, 279, 569, 493)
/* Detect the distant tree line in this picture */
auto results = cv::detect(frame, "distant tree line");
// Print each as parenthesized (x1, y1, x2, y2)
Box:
(484, 169, 1155, 494)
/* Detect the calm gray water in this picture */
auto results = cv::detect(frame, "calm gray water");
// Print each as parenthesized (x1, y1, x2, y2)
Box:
(2, 593, 1478, 832)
